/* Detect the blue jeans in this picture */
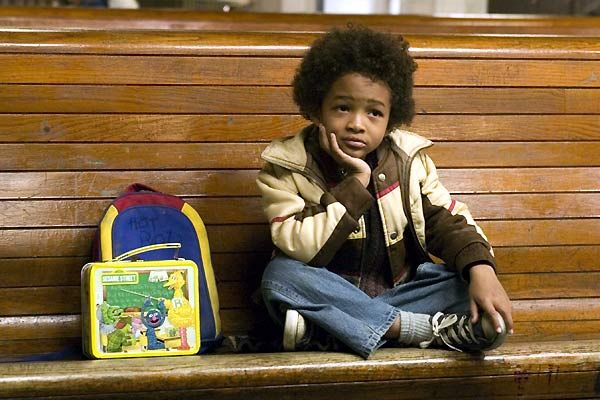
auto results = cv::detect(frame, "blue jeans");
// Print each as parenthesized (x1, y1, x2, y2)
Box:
(261, 255, 471, 358)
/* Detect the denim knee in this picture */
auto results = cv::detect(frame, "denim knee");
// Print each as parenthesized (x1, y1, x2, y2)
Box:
(263, 254, 303, 284)
(261, 254, 363, 316)
(261, 255, 311, 307)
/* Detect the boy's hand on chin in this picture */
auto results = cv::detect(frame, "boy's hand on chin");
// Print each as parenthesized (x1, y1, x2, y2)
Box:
(318, 124, 371, 187)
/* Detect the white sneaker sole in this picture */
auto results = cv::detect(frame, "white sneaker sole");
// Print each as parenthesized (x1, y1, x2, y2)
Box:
(283, 309, 301, 351)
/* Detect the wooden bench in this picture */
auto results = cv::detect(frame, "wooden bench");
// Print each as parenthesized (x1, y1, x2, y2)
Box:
(1, 6, 600, 35)
(0, 30, 599, 399)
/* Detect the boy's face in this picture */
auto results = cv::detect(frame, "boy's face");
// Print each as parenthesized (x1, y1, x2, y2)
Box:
(317, 72, 391, 160)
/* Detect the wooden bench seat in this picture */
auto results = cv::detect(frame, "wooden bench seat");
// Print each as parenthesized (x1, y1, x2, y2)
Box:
(3, 341, 600, 399)
(1, 7, 599, 35)
(0, 30, 599, 399)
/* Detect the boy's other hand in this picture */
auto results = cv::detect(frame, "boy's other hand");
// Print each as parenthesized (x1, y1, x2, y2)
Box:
(468, 264, 514, 335)
(318, 124, 371, 187)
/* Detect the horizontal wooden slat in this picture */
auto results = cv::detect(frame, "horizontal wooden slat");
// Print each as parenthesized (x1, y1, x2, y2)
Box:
(1, 245, 599, 289)
(416, 59, 600, 87)
(493, 246, 600, 273)
(414, 88, 600, 114)
(2, 55, 599, 87)
(0, 309, 256, 341)
(0, 197, 265, 227)
(0, 170, 261, 199)
(1, 8, 599, 35)
(0, 30, 320, 57)
(2, 323, 599, 356)
(500, 273, 600, 300)
(22, 276, 600, 323)
(0, 114, 304, 143)
(216, 273, 600, 306)
(411, 115, 600, 141)
(3, 324, 598, 360)
(0, 86, 295, 114)
(0, 225, 272, 256)
(0, 219, 599, 258)
(511, 298, 600, 321)
(0, 251, 269, 288)
(0, 338, 81, 358)
(1, 168, 598, 199)
(3, 298, 599, 343)
(0, 219, 598, 258)
(509, 321, 600, 343)
(214, 275, 600, 306)
(437, 167, 600, 194)
(479, 219, 600, 247)
(0, 257, 88, 288)
(3, 142, 599, 171)
(2, 271, 599, 313)
(0, 287, 80, 315)
(0, 284, 260, 315)
(1, 86, 599, 114)
(0, 55, 298, 86)
(429, 142, 600, 167)
(0, 340, 598, 398)
(1, 194, 598, 230)
(1, 31, 599, 59)
(1, 315, 80, 340)
(457, 193, 600, 219)
(1, 114, 599, 143)
(0, 143, 265, 171)
(2, 9, 600, 36)
(4, 273, 600, 316)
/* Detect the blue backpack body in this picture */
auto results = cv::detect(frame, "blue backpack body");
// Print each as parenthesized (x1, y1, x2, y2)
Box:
(96, 183, 222, 353)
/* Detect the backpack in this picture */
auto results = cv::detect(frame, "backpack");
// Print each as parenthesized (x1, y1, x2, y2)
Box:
(95, 183, 222, 353)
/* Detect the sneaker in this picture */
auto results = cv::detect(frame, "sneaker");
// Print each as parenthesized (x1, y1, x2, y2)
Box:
(283, 309, 307, 351)
(419, 312, 507, 352)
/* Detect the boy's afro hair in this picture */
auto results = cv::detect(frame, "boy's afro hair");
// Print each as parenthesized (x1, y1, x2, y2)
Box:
(292, 26, 417, 130)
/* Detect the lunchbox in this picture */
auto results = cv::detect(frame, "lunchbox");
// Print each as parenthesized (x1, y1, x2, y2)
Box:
(81, 243, 201, 359)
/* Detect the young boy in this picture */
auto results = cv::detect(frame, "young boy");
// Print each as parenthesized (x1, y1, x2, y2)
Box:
(256, 26, 513, 359)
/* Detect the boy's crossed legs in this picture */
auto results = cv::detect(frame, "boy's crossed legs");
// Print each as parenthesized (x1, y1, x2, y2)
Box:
(262, 255, 506, 359)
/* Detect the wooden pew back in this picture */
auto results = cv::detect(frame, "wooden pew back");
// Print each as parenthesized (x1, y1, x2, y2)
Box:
(0, 31, 599, 357)
(0, 7, 599, 35)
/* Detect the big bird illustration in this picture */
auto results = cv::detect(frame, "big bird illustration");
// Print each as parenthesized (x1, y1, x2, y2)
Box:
(163, 270, 195, 350)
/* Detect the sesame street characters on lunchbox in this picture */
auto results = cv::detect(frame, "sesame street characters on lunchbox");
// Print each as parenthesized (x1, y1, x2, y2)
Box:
(81, 243, 201, 359)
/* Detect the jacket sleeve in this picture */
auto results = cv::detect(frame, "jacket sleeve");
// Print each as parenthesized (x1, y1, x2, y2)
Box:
(417, 153, 496, 279)
(256, 162, 372, 266)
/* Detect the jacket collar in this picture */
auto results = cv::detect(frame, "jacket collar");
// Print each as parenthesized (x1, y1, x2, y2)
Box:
(261, 125, 313, 173)
(386, 128, 433, 157)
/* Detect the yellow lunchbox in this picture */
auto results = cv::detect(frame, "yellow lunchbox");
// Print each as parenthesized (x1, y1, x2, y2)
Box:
(81, 243, 201, 359)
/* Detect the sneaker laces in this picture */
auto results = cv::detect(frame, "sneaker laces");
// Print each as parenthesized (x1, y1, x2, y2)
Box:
(419, 312, 480, 352)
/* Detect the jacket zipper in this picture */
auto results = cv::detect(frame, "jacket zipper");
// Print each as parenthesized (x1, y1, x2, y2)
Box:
(400, 147, 433, 264)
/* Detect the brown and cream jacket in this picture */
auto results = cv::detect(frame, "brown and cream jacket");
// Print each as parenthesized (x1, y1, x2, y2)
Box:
(257, 125, 496, 290)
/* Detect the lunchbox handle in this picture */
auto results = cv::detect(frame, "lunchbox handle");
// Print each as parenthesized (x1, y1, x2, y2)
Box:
(112, 243, 182, 262)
